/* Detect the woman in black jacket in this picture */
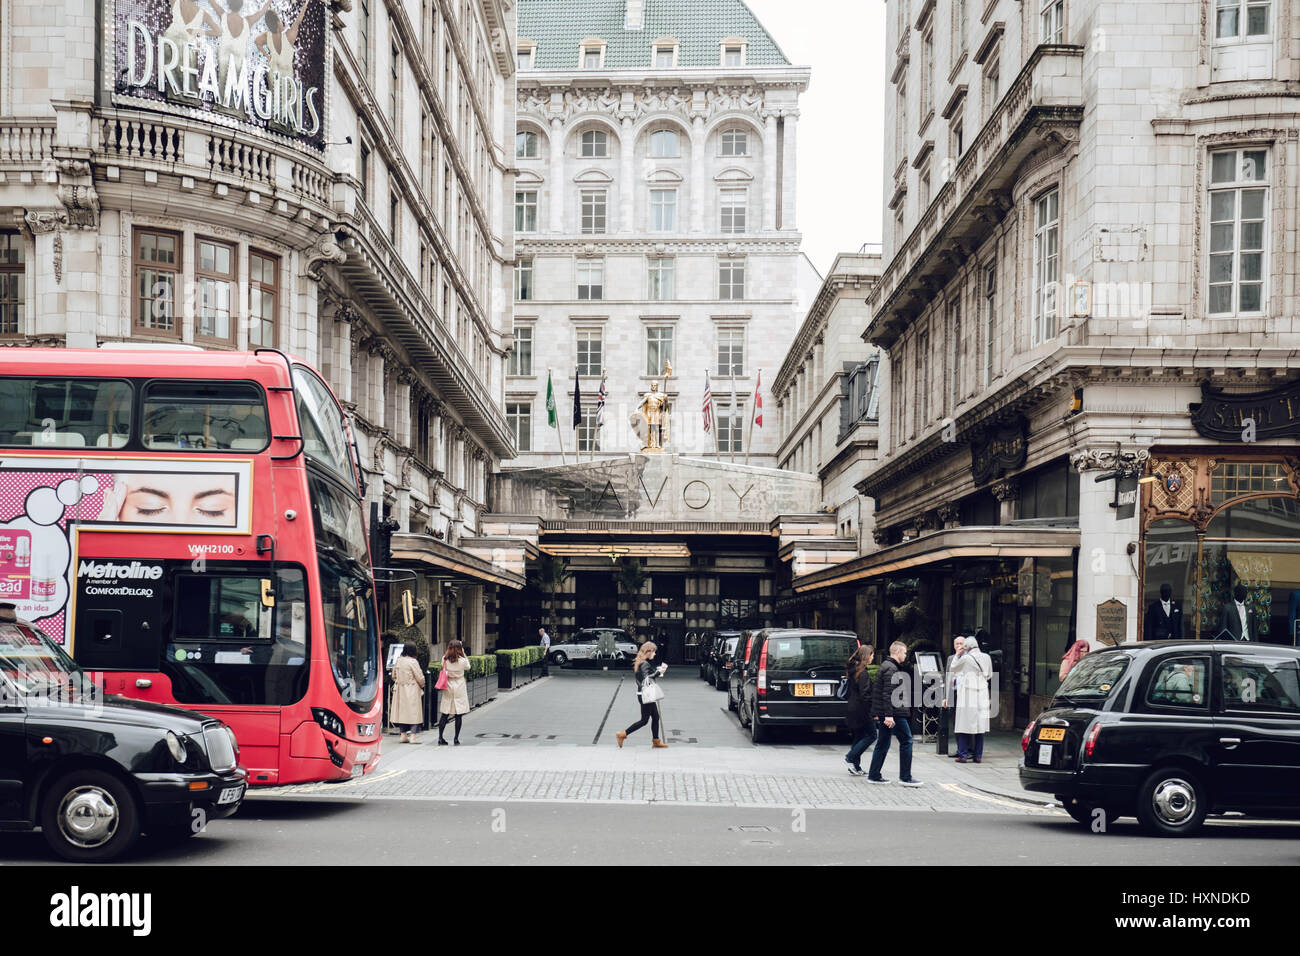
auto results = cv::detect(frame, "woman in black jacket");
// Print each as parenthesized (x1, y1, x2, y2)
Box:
(616, 641, 669, 749)
(843, 645, 876, 775)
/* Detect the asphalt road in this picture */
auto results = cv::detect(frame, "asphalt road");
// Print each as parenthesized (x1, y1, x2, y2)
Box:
(4, 797, 1299, 866)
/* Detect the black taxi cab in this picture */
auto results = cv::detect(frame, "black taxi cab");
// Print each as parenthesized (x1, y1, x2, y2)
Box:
(0, 608, 246, 861)
(1020, 641, 1300, 835)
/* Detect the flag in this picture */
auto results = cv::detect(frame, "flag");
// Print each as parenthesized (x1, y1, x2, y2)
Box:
(753, 370, 763, 428)
(702, 372, 713, 433)
(545, 370, 557, 428)
(596, 375, 608, 428)
(572, 369, 582, 429)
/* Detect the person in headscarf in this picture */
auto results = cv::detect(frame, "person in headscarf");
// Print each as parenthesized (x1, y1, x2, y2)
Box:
(952, 633, 992, 763)
(1059, 639, 1090, 682)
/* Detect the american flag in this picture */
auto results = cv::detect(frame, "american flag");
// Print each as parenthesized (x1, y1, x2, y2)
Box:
(596, 375, 608, 428)
(754, 370, 763, 427)
(702, 371, 713, 433)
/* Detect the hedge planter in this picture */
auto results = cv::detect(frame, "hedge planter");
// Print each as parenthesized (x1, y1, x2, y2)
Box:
(497, 646, 546, 690)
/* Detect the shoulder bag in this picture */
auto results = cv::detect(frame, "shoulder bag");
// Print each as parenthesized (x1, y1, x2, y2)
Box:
(640, 677, 665, 703)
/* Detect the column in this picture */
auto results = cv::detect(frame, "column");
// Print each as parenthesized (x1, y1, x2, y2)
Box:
(780, 111, 799, 231)
(548, 118, 565, 233)
(619, 117, 635, 233)
(762, 112, 778, 232)
(690, 114, 706, 233)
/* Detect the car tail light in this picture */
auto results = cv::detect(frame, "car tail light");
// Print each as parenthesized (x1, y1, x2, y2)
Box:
(757, 642, 768, 696)
(1084, 722, 1102, 760)
(1021, 720, 1036, 752)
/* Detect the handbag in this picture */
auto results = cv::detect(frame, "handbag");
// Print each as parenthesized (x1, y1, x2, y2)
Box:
(640, 677, 664, 703)
(435, 667, 449, 691)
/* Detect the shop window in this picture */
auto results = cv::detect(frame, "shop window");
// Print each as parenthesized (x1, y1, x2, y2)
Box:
(1017, 460, 1078, 520)
(1143, 518, 1198, 637)
(1210, 460, 1286, 504)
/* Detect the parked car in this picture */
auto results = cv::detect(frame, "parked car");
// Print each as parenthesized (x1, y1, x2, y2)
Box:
(729, 632, 758, 714)
(1020, 640, 1300, 836)
(547, 628, 637, 666)
(702, 631, 741, 685)
(713, 634, 742, 690)
(0, 612, 246, 862)
(698, 632, 724, 681)
(738, 629, 860, 743)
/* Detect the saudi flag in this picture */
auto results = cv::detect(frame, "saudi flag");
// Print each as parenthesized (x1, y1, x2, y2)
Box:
(545, 370, 558, 428)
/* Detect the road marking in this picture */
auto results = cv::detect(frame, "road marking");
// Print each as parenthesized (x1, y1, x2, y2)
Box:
(939, 782, 1058, 813)
(592, 675, 625, 745)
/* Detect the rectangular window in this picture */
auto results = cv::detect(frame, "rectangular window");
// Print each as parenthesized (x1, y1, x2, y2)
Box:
(507, 402, 532, 451)
(248, 251, 279, 348)
(576, 328, 603, 376)
(134, 229, 181, 336)
(723, 44, 743, 66)
(896, 79, 908, 161)
(412, 394, 432, 464)
(358, 0, 370, 74)
(648, 257, 675, 301)
(650, 188, 677, 231)
(919, 327, 930, 426)
(721, 129, 748, 156)
(143, 379, 268, 452)
(577, 258, 604, 300)
(1208, 148, 1268, 315)
(359, 141, 371, 205)
(717, 402, 744, 453)
(895, 206, 906, 246)
(509, 325, 533, 376)
(580, 189, 607, 234)
(719, 259, 745, 300)
(195, 238, 235, 345)
(390, 42, 401, 126)
(950, 117, 964, 161)
(1032, 188, 1060, 344)
(0, 231, 23, 336)
(581, 130, 608, 158)
(655, 45, 676, 68)
(517, 48, 533, 70)
(921, 25, 934, 118)
(515, 190, 538, 232)
(1215, 0, 1270, 40)
(948, 297, 962, 409)
(984, 57, 1001, 121)
(1040, 0, 1064, 43)
(583, 46, 602, 68)
(0, 377, 133, 449)
(919, 163, 931, 209)
(717, 328, 744, 377)
(983, 261, 996, 387)
(515, 257, 534, 301)
(1222, 654, 1300, 712)
(389, 189, 400, 246)
(646, 326, 674, 377)
(515, 130, 538, 158)
(720, 188, 747, 233)
(577, 403, 599, 452)
(951, 0, 967, 59)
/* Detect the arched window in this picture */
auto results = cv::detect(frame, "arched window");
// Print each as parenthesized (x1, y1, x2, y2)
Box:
(515, 130, 539, 158)
(650, 129, 679, 158)
(581, 129, 608, 158)
(720, 128, 749, 157)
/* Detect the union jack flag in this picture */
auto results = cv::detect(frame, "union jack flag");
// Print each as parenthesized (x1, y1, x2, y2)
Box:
(702, 372, 713, 433)
(596, 375, 608, 428)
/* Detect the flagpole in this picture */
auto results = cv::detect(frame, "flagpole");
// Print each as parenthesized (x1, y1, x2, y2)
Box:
(729, 371, 738, 464)
(548, 367, 568, 466)
(744, 367, 760, 466)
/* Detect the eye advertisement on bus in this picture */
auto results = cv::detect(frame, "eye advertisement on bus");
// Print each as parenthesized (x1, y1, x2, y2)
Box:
(0, 458, 252, 641)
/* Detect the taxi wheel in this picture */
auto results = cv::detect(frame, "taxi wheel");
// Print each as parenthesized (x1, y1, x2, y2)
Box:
(750, 710, 767, 744)
(551, 651, 567, 667)
(40, 769, 142, 863)
(1137, 768, 1208, 836)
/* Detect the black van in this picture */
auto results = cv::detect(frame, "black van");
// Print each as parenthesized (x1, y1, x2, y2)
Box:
(0, 611, 246, 861)
(738, 629, 860, 743)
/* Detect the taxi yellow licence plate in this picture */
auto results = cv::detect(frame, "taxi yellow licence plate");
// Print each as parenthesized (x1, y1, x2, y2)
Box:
(794, 683, 813, 697)
(1038, 727, 1066, 742)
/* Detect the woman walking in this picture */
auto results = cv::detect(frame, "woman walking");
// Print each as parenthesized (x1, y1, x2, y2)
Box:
(953, 632, 993, 763)
(391, 644, 426, 744)
(616, 641, 668, 749)
(843, 645, 875, 775)
(437, 640, 471, 745)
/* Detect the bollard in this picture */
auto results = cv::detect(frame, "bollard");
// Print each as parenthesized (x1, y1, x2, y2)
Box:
(937, 705, 950, 755)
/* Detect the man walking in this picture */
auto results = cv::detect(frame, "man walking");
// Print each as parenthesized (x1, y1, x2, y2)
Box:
(866, 641, 923, 787)
(539, 626, 552, 675)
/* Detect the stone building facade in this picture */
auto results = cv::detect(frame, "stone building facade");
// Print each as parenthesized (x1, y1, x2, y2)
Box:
(0, 0, 519, 653)
(794, 0, 1300, 725)
(504, 0, 813, 468)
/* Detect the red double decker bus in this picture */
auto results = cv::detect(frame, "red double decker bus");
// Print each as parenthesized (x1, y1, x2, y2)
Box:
(0, 347, 381, 785)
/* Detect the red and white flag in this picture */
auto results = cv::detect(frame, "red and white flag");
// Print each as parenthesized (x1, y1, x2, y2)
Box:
(702, 372, 714, 433)
(753, 370, 763, 428)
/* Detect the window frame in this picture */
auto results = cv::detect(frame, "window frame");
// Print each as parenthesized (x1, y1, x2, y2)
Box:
(648, 256, 675, 301)
(515, 189, 538, 232)
(516, 45, 535, 70)
(646, 325, 674, 377)
(515, 257, 534, 302)
(580, 188, 608, 234)
(650, 187, 677, 232)
(581, 129, 609, 158)
(0, 230, 24, 337)
(506, 401, 532, 451)
(721, 41, 746, 66)
(1221, 652, 1300, 715)
(1144, 655, 1212, 713)
(720, 187, 748, 234)
(576, 401, 600, 452)
(649, 129, 680, 159)
(575, 327, 604, 376)
(654, 43, 678, 68)
(576, 257, 604, 300)
(1214, 0, 1271, 43)
(194, 236, 237, 348)
(1207, 147, 1269, 317)
(718, 258, 745, 300)
(508, 324, 533, 376)
(248, 250, 280, 349)
(516, 129, 539, 158)
(717, 327, 745, 378)
(133, 227, 183, 339)
(716, 401, 745, 453)
(1031, 187, 1061, 346)
(720, 128, 749, 157)
(982, 260, 996, 388)
(580, 42, 606, 69)
(1040, 0, 1064, 44)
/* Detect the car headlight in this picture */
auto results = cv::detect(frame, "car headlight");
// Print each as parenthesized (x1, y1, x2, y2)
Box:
(165, 731, 187, 764)
(224, 725, 239, 758)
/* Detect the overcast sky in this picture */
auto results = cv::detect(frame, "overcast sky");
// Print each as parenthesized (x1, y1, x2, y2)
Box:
(742, 0, 887, 276)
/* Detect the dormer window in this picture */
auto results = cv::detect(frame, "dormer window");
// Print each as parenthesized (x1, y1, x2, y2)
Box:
(517, 46, 534, 70)
(654, 42, 677, 68)
(580, 41, 606, 69)
(721, 40, 746, 66)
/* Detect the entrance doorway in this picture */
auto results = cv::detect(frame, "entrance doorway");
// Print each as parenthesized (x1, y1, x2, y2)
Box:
(574, 572, 618, 629)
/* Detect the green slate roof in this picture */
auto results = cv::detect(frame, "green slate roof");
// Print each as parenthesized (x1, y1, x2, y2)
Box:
(518, 0, 791, 70)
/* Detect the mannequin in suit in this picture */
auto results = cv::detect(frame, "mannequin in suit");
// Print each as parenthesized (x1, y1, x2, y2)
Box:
(1144, 583, 1183, 641)
(1218, 584, 1257, 641)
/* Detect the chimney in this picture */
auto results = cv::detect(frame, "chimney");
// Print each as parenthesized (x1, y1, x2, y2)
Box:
(625, 0, 644, 30)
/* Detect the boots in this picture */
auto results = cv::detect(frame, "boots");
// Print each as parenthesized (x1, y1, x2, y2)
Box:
(616, 731, 627, 748)
(408, 734, 421, 745)
(399, 732, 410, 744)
(652, 739, 668, 749)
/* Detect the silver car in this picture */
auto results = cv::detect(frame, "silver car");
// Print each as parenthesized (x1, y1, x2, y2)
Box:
(548, 628, 638, 666)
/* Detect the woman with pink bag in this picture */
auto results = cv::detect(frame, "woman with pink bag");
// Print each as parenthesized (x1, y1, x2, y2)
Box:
(437, 640, 471, 745)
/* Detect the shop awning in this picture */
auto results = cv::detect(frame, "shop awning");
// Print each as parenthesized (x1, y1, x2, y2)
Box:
(390, 532, 527, 590)
(792, 526, 1080, 592)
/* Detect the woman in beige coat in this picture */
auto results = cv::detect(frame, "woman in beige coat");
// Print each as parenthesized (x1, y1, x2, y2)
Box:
(391, 644, 426, 744)
(437, 640, 471, 745)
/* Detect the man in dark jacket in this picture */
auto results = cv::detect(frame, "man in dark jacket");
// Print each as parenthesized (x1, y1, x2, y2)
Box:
(843, 645, 875, 775)
(865, 641, 923, 786)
